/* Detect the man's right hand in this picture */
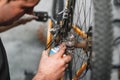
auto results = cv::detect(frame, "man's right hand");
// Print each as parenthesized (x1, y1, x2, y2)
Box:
(33, 43, 72, 80)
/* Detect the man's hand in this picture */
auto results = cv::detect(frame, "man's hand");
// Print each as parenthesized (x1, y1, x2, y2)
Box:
(33, 43, 72, 80)
(0, 0, 40, 26)
(20, 0, 40, 7)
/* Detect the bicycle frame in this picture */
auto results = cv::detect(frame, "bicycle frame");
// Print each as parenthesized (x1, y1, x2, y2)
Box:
(46, 0, 90, 79)
(47, 19, 88, 80)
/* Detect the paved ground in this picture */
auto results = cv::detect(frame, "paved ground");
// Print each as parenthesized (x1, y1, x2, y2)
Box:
(0, 0, 120, 80)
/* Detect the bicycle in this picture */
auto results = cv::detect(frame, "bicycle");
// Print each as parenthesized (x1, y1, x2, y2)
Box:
(35, 0, 113, 80)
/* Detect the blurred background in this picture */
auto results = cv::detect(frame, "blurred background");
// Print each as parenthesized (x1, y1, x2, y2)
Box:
(0, 0, 120, 80)
(0, 0, 53, 80)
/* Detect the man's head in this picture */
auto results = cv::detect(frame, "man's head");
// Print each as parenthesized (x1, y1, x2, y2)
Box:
(0, 0, 40, 26)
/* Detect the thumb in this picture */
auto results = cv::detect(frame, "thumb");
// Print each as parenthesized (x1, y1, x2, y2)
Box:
(56, 43, 66, 57)
(41, 50, 49, 58)
(26, 15, 38, 20)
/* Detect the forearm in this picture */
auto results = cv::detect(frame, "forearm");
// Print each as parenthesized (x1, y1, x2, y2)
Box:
(0, 20, 22, 32)
(0, 23, 17, 32)
(32, 72, 47, 80)
(0, 16, 35, 33)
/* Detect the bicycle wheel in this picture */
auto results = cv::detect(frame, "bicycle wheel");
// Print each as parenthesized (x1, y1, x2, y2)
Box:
(72, 0, 113, 80)
(50, 0, 113, 80)
(70, 0, 94, 79)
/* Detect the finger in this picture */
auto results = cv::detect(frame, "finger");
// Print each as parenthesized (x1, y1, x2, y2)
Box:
(58, 42, 66, 53)
(59, 42, 66, 49)
(24, 15, 37, 21)
(21, 15, 38, 21)
(42, 50, 49, 58)
(62, 55, 72, 63)
(65, 64, 68, 68)
(29, 15, 38, 19)
(62, 54, 67, 57)
(60, 71, 65, 79)
(56, 45, 66, 57)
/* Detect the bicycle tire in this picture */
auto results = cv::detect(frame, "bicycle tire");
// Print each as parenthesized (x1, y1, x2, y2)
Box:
(92, 0, 113, 80)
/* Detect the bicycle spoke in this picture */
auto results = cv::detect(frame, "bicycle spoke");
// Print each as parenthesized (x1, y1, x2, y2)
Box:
(71, 0, 93, 79)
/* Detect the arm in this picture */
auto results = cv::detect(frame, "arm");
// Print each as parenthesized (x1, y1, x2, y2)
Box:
(32, 72, 46, 80)
(33, 43, 72, 80)
(0, 15, 37, 33)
